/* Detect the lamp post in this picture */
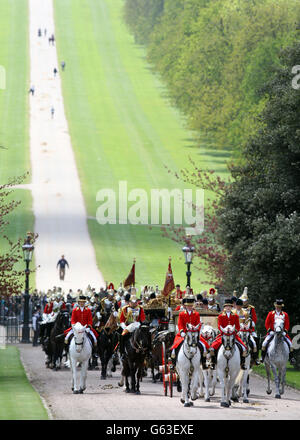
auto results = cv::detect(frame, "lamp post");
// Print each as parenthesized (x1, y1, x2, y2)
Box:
(182, 240, 195, 288)
(21, 233, 34, 343)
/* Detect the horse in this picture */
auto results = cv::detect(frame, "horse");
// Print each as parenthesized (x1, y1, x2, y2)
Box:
(264, 317, 289, 398)
(176, 323, 205, 407)
(232, 323, 252, 403)
(121, 324, 151, 394)
(199, 324, 218, 400)
(69, 322, 92, 394)
(217, 324, 241, 407)
(50, 310, 70, 371)
(97, 312, 119, 379)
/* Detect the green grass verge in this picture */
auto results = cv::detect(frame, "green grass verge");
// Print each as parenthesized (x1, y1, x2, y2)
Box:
(0, 1, 34, 286)
(0, 346, 48, 420)
(253, 361, 300, 391)
(53, 0, 230, 289)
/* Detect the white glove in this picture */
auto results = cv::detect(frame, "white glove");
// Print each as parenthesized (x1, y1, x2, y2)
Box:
(120, 322, 126, 330)
(180, 331, 186, 337)
(113, 311, 118, 317)
(283, 331, 286, 336)
(269, 331, 274, 335)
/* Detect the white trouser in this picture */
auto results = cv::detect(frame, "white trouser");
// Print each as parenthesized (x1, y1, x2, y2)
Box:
(262, 332, 292, 349)
(65, 328, 97, 344)
(125, 321, 141, 333)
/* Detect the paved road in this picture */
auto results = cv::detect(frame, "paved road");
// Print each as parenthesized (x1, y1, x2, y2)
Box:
(29, 0, 104, 291)
(18, 344, 300, 420)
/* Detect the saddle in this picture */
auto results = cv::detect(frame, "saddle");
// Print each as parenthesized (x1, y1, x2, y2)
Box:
(170, 341, 207, 369)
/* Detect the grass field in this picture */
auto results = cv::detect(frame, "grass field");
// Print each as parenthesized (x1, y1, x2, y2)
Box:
(54, 0, 230, 289)
(0, 0, 35, 279)
(0, 346, 48, 420)
(253, 363, 300, 391)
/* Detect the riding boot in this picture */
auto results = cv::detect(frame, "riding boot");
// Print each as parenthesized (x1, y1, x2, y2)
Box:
(260, 347, 266, 363)
(289, 350, 296, 365)
(240, 354, 247, 370)
(209, 349, 216, 370)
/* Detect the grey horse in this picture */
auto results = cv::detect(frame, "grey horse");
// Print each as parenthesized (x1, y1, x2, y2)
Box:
(264, 318, 289, 398)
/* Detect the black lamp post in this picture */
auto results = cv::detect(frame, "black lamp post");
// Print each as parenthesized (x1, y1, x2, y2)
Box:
(182, 241, 195, 287)
(21, 233, 34, 343)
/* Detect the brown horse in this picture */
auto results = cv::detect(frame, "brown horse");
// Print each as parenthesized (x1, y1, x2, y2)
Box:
(97, 313, 119, 379)
(148, 329, 174, 383)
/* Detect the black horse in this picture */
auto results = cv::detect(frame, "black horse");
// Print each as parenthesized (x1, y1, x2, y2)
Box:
(122, 324, 152, 394)
(97, 313, 119, 379)
(43, 311, 70, 370)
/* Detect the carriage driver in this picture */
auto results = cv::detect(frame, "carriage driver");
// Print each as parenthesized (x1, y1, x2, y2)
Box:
(169, 295, 210, 369)
(64, 295, 98, 348)
(209, 299, 248, 370)
(118, 295, 146, 358)
(260, 299, 296, 365)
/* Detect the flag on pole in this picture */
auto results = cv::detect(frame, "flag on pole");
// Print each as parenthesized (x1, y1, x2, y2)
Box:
(124, 259, 136, 288)
(161, 257, 175, 297)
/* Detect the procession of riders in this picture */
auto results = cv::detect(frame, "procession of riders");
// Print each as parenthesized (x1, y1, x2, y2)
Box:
(37, 282, 296, 373)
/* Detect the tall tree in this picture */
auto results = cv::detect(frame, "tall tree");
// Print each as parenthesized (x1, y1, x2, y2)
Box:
(217, 42, 300, 328)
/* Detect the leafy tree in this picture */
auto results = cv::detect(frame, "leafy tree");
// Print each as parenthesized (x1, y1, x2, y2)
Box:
(217, 42, 300, 328)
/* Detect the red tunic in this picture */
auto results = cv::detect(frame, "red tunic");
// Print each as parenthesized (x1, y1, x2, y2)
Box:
(171, 310, 209, 350)
(265, 310, 291, 341)
(43, 302, 53, 314)
(119, 305, 146, 325)
(210, 311, 246, 351)
(64, 306, 98, 338)
(175, 289, 183, 299)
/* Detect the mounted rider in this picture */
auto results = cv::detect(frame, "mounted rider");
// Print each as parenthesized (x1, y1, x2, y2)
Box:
(209, 298, 248, 370)
(260, 299, 296, 365)
(233, 298, 259, 365)
(170, 294, 209, 369)
(64, 295, 98, 348)
(118, 295, 146, 358)
(207, 288, 221, 312)
(39, 293, 55, 343)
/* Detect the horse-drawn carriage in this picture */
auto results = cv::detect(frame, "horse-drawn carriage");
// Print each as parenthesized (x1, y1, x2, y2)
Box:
(159, 307, 219, 398)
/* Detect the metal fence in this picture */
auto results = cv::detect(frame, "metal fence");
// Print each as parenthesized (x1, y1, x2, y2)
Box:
(0, 317, 35, 346)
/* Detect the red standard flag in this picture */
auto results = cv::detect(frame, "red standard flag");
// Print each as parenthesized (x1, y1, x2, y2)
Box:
(124, 259, 136, 288)
(162, 258, 175, 297)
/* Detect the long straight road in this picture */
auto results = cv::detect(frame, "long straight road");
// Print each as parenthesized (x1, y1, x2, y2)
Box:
(29, 0, 104, 291)
(19, 344, 300, 420)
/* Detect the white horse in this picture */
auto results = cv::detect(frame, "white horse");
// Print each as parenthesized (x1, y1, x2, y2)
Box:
(264, 318, 289, 398)
(176, 323, 204, 407)
(69, 323, 92, 394)
(232, 323, 252, 403)
(199, 324, 218, 400)
(217, 325, 241, 407)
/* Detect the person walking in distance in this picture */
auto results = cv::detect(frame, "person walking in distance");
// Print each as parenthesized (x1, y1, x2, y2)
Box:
(51, 106, 55, 119)
(28, 85, 35, 96)
(61, 61, 66, 71)
(53, 67, 58, 77)
(57, 255, 69, 281)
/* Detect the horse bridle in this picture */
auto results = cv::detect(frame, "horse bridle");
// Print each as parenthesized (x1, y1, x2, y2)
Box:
(222, 333, 235, 359)
(183, 331, 199, 361)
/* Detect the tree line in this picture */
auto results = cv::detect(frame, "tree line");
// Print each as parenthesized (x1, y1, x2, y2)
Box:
(124, 0, 300, 327)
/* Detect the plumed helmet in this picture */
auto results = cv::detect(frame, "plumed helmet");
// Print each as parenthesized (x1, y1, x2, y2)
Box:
(240, 287, 248, 302)
(274, 299, 284, 307)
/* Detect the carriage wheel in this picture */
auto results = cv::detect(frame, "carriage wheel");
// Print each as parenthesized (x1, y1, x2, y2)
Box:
(162, 341, 168, 396)
(168, 357, 173, 398)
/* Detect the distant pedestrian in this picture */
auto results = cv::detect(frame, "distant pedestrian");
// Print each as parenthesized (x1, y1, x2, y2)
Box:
(57, 255, 69, 280)
(32, 305, 41, 346)
(61, 61, 65, 71)
(38, 28, 42, 37)
(54, 67, 58, 77)
(44, 28, 47, 37)
(51, 106, 55, 119)
(28, 85, 35, 96)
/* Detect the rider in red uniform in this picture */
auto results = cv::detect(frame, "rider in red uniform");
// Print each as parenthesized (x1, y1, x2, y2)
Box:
(209, 298, 248, 370)
(64, 295, 98, 347)
(260, 299, 296, 364)
(170, 295, 209, 368)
